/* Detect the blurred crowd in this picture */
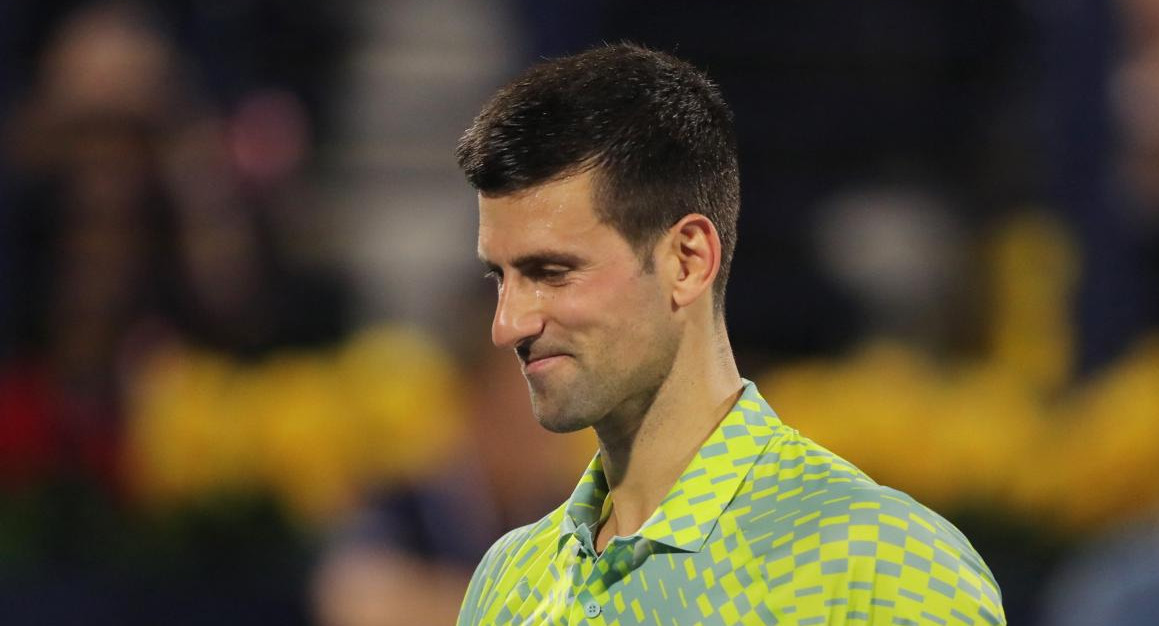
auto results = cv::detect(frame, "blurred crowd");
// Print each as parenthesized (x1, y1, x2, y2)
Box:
(1, 1, 1157, 625)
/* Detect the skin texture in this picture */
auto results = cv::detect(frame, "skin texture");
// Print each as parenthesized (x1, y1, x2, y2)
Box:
(477, 169, 743, 552)
(479, 171, 679, 435)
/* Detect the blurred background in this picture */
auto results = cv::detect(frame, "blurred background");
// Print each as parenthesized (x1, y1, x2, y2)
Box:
(0, 1, 1157, 624)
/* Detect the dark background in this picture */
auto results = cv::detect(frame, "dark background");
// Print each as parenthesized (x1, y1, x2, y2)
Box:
(1, 1, 1157, 624)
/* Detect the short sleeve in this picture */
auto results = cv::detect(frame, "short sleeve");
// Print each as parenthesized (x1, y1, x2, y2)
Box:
(456, 527, 526, 626)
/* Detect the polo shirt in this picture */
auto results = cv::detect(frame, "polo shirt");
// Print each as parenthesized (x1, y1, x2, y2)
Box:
(457, 380, 1005, 625)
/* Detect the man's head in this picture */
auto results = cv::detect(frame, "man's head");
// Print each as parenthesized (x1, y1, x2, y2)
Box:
(457, 43, 740, 310)
(459, 44, 740, 433)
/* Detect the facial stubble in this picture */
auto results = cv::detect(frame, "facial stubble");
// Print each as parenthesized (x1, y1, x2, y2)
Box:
(524, 314, 681, 436)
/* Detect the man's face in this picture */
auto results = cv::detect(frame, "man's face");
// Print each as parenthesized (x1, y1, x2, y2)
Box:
(478, 170, 680, 433)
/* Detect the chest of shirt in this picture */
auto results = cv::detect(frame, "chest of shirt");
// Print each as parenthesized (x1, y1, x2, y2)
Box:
(483, 531, 873, 626)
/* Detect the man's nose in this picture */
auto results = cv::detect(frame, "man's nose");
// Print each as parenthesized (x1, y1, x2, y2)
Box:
(491, 281, 545, 348)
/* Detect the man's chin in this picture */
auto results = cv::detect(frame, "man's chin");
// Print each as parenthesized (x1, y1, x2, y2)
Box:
(534, 414, 592, 434)
(529, 396, 594, 434)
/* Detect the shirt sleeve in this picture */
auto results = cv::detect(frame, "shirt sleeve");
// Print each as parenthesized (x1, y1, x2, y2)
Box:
(755, 488, 1007, 625)
(456, 527, 525, 626)
(844, 556, 1006, 625)
(840, 517, 1007, 625)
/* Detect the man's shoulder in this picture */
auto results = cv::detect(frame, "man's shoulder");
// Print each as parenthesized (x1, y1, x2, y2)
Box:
(470, 503, 566, 580)
(733, 428, 1005, 623)
(746, 426, 987, 564)
(457, 504, 567, 625)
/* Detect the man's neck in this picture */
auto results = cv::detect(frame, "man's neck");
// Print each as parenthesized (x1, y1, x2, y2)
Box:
(593, 326, 741, 552)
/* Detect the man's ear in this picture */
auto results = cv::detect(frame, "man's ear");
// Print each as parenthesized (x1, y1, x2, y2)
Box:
(663, 213, 721, 309)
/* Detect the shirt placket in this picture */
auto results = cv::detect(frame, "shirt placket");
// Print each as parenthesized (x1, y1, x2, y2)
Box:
(564, 521, 604, 624)
(568, 532, 650, 625)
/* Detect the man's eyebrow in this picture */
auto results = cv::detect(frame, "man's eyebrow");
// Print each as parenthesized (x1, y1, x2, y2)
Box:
(477, 251, 586, 272)
(511, 252, 585, 270)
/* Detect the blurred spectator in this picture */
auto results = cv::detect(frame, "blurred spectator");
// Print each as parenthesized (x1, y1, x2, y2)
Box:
(0, 3, 357, 624)
(1, 2, 187, 498)
(0, 0, 353, 502)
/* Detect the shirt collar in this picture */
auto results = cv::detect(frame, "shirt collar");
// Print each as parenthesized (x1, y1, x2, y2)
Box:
(557, 379, 784, 554)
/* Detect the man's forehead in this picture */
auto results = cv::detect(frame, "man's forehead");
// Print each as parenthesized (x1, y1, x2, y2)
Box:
(479, 190, 603, 239)
(478, 192, 588, 227)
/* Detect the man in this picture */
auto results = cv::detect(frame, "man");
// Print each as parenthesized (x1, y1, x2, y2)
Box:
(455, 43, 1005, 625)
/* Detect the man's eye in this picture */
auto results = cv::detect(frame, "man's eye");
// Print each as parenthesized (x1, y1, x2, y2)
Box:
(535, 267, 570, 283)
(483, 270, 502, 285)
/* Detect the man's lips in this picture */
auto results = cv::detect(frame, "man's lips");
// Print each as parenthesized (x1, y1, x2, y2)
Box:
(522, 353, 569, 374)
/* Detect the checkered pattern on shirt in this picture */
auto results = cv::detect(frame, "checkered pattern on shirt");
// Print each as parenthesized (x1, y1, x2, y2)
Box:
(457, 381, 1006, 625)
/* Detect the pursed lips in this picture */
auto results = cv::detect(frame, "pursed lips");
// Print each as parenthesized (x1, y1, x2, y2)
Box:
(517, 345, 571, 373)
(525, 354, 567, 373)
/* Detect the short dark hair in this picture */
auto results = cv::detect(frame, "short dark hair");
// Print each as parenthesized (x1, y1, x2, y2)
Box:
(456, 43, 740, 312)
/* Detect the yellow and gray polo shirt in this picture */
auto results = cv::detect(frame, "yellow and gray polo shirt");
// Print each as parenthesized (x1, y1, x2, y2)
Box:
(458, 380, 1005, 625)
